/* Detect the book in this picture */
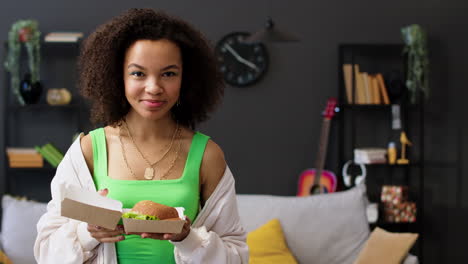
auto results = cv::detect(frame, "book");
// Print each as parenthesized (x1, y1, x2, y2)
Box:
(354, 148, 387, 164)
(43, 143, 64, 163)
(35, 146, 57, 167)
(366, 74, 376, 104)
(342, 64, 353, 103)
(9, 159, 43, 168)
(44, 32, 84, 42)
(7, 153, 43, 162)
(6, 147, 38, 154)
(361, 72, 371, 104)
(370, 75, 381, 104)
(353, 65, 366, 104)
(376, 73, 390, 105)
(6, 147, 44, 165)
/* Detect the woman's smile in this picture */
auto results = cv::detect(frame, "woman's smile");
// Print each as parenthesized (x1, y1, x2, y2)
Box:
(140, 99, 166, 109)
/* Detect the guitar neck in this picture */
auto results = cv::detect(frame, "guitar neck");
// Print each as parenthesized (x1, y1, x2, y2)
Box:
(313, 118, 331, 185)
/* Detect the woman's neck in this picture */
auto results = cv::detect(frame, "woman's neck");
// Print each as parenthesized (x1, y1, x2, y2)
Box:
(124, 111, 177, 141)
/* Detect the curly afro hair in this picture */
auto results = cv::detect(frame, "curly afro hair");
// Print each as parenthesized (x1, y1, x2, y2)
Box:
(78, 8, 224, 129)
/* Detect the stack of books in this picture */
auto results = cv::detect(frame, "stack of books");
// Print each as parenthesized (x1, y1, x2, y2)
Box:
(354, 148, 387, 164)
(6, 148, 44, 168)
(44, 32, 84, 42)
(342, 64, 391, 105)
(35, 143, 64, 168)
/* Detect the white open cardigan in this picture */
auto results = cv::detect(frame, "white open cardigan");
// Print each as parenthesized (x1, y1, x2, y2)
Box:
(34, 134, 249, 264)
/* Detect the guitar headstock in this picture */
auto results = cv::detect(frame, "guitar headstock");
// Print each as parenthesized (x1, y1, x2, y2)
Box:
(323, 97, 338, 120)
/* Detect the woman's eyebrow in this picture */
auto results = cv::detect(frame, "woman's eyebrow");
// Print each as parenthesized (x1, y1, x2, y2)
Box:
(161, 65, 180, 71)
(127, 63, 145, 70)
(127, 64, 180, 71)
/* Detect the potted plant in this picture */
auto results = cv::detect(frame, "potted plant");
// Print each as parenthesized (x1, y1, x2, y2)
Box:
(4, 19, 42, 105)
(401, 24, 429, 104)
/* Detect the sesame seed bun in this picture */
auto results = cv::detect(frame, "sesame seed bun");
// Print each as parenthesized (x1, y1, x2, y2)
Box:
(131, 200, 179, 220)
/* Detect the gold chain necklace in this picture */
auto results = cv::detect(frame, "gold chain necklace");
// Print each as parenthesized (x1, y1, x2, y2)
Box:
(122, 119, 178, 179)
(118, 125, 182, 180)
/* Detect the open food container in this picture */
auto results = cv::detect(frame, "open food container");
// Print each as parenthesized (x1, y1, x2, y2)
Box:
(60, 185, 186, 233)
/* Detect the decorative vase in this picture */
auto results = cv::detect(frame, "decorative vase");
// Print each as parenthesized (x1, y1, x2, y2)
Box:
(46, 88, 72, 105)
(19, 73, 42, 104)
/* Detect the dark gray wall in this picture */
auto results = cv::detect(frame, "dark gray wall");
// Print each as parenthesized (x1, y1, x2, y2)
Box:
(1, 0, 467, 263)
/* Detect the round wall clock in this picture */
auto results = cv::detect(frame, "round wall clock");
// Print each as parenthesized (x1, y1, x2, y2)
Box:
(215, 32, 269, 87)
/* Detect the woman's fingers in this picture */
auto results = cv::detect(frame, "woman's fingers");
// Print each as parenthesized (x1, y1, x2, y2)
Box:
(91, 229, 124, 238)
(87, 224, 125, 242)
(88, 224, 123, 232)
(98, 235, 125, 243)
(140, 232, 166, 239)
(97, 188, 108, 196)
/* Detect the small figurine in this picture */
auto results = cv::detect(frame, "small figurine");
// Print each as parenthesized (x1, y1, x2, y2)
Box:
(397, 131, 412, 164)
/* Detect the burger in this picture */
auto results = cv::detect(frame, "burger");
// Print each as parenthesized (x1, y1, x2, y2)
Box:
(122, 200, 179, 220)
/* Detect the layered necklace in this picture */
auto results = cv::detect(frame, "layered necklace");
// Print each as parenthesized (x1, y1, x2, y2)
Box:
(119, 119, 182, 180)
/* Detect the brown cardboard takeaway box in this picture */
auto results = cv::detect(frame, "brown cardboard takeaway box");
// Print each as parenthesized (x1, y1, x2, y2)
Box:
(60, 185, 186, 233)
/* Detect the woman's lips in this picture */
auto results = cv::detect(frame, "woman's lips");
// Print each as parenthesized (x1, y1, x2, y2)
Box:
(141, 100, 166, 108)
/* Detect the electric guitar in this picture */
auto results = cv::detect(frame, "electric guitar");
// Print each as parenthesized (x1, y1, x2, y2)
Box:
(297, 98, 338, 196)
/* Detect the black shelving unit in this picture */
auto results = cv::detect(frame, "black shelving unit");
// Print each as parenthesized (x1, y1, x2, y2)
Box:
(337, 44, 424, 262)
(2, 40, 86, 203)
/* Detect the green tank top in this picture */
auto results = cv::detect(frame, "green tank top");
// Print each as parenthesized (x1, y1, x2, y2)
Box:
(89, 128, 209, 264)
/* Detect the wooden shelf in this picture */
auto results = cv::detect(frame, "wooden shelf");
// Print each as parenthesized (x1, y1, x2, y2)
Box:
(365, 163, 421, 168)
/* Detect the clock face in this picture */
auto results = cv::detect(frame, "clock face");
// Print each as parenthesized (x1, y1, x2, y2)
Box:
(215, 32, 269, 87)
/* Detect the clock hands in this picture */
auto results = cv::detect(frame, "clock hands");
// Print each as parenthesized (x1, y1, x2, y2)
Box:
(223, 43, 260, 72)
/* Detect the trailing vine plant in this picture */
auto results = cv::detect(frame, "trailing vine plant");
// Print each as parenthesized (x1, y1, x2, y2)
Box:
(401, 24, 429, 104)
(4, 20, 41, 105)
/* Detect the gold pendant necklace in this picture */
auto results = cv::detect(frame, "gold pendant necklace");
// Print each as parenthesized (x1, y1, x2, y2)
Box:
(122, 119, 179, 180)
(144, 168, 154, 180)
(119, 124, 182, 180)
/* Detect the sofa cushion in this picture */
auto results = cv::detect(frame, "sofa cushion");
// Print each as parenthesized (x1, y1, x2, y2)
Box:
(237, 184, 370, 264)
(1, 195, 47, 264)
(354, 227, 418, 264)
(247, 218, 298, 264)
(0, 248, 13, 264)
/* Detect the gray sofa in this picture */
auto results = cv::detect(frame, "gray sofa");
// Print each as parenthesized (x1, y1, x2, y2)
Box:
(0, 184, 418, 264)
(236, 184, 419, 264)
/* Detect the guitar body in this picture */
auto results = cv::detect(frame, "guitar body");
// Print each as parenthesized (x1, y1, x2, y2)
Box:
(297, 169, 337, 196)
(297, 97, 338, 196)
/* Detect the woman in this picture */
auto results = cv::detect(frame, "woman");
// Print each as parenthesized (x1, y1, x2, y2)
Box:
(34, 8, 248, 264)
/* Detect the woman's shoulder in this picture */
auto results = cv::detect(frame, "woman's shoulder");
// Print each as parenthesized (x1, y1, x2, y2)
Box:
(199, 133, 227, 202)
(203, 139, 225, 168)
(80, 126, 116, 172)
(189, 129, 225, 170)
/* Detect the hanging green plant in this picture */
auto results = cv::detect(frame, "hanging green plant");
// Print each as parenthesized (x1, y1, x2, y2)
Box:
(4, 20, 41, 105)
(401, 24, 429, 104)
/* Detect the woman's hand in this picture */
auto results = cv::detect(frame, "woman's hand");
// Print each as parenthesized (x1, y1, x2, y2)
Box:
(88, 224, 125, 243)
(87, 188, 126, 243)
(136, 217, 192, 242)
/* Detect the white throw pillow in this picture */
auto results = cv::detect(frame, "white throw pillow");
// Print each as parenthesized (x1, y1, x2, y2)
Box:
(237, 184, 370, 264)
(1, 195, 47, 264)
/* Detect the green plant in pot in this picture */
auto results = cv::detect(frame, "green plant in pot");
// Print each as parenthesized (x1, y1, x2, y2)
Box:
(401, 24, 429, 104)
(4, 19, 42, 105)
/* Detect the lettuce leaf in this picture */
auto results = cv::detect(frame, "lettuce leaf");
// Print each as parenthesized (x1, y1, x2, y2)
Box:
(122, 211, 159, 220)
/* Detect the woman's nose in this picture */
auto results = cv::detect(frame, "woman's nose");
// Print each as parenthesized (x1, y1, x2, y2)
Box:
(145, 78, 163, 94)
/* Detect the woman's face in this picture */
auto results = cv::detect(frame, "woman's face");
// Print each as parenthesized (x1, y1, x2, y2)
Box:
(123, 39, 183, 121)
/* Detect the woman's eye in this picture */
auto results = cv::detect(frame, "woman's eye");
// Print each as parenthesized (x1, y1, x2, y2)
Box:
(130, 71, 145, 77)
(162, 71, 177, 77)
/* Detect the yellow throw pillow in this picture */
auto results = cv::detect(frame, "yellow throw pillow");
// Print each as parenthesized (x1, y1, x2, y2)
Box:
(247, 218, 298, 264)
(354, 227, 419, 264)
(0, 249, 13, 264)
